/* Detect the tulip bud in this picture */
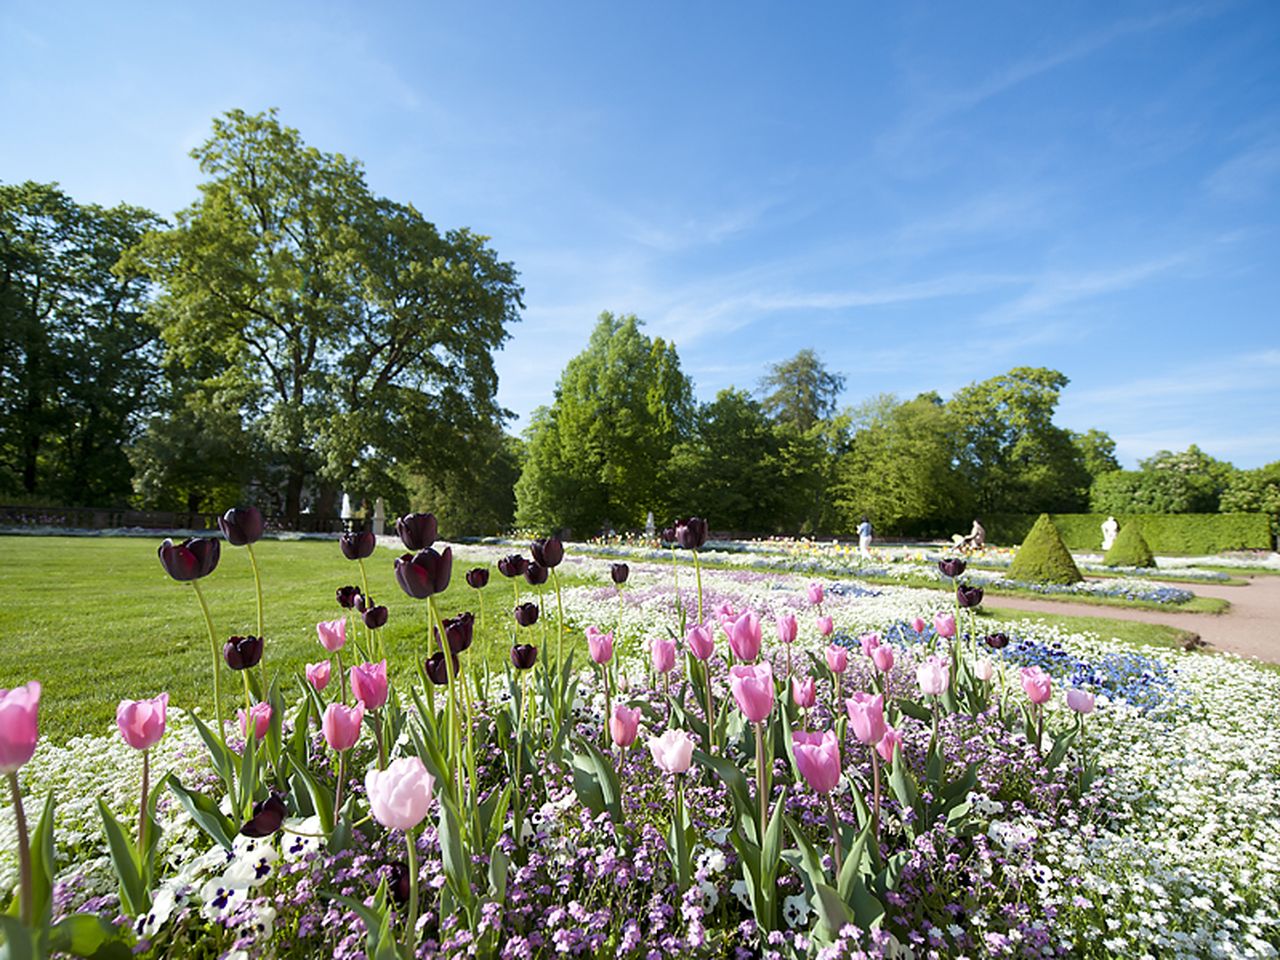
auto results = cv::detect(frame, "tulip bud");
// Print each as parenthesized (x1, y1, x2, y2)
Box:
(350, 660, 389, 709)
(158, 537, 220, 581)
(675, 517, 709, 550)
(433, 612, 474, 654)
(513, 602, 540, 627)
(317, 618, 347, 652)
(395, 513, 437, 551)
(339, 530, 376, 560)
(975, 658, 995, 682)
(362, 604, 389, 629)
(336, 585, 362, 609)
(0, 683, 41, 774)
(224, 635, 264, 670)
(305, 660, 332, 692)
(937, 557, 966, 578)
(524, 561, 549, 586)
(465, 567, 490, 589)
(425, 651, 459, 685)
(984, 632, 1010, 650)
(117, 693, 168, 752)
(497, 555, 528, 578)
(511, 643, 538, 670)
(239, 791, 287, 837)
(530, 536, 564, 568)
(1066, 688, 1096, 714)
(393, 547, 452, 599)
(957, 584, 984, 608)
(218, 506, 264, 547)
(610, 563, 630, 585)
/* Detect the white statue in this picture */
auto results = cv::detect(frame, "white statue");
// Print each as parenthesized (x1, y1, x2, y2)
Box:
(645, 511, 655, 539)
(1101, 516, 1119, 551)
(373, 497, 386, 535)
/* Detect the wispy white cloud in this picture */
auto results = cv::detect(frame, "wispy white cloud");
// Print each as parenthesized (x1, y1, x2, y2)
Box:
(1204, 140, 1280, 202)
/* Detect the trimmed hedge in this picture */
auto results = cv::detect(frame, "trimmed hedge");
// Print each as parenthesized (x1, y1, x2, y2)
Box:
(1007, 514, 1084, 584)
(1104, 522, 1155, 568)
(980, 512, 1272, 555)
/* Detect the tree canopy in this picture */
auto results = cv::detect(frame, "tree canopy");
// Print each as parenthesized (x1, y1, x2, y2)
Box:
(759, 348, 845, 433)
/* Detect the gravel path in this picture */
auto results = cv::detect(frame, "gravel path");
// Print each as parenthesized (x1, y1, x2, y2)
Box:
(987, 575, 1280, 664)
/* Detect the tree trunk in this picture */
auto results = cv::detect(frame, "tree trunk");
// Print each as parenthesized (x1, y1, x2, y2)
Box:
(285, 469, 304, 529)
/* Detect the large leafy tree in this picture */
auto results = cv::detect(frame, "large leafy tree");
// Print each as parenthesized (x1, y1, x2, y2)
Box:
(758, 348, 845, 433)
(1091, 445, 1237, 515)
(1221, 460, 1280, 536)
(515, 312, 693, 533)
(124, 109, 522, 521)
(948, 367, 1091, 515)
(0, 181, 161, 503)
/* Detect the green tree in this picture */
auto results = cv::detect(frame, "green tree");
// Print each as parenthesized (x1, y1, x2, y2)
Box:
(833, 393, 967, 535)
(124, 109, 522, 521)
(668, 389, 788, 532)
(948, 367, 1090, 515)
(400, 428, 522, 535)
(1072, 428, 1120, 481)
(0, 181, 161, 503)
(1221, 461, 1280, 536)
(758, 348, 845, 433)
(515, 312, 693, 533)
(1091, 445, 1236, 515)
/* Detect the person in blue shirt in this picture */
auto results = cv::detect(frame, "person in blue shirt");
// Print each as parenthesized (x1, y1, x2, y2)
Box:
(857, 516, 873, 558)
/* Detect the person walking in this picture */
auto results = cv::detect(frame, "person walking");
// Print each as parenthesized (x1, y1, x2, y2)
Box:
(857, 516, 873, 558)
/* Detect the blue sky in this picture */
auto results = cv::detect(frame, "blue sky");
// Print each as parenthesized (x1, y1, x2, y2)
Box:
(3, 1, 1278, 466)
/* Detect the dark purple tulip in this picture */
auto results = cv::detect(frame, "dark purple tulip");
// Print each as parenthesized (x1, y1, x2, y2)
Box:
(396, 513, 438, 551)
(497, 555, 528, 578)
(218, 507, 264, 547)
(465, 567, 489, 589)
(610, 562, 630, 585)
(957, 584, 984, 608)
(240, 792, 288, 837)
(513, 602, 540, 627)
(985, 632, 1010, 650)
(336, 585, 362, 609)
(434, 612, 474, 654)
(223, 635, 264, 670)
(660, 527, 676, 544)
(938, 557, 967, 578)
(524, 562, 548, 587)
(530, 536, 564, 568)
(389, 862, 412, 903)
(511, 643, 538, 670)
(340, 530, 377, 561)
(393, 547, 453, 599)
(158, 537, 220, 581)
(362, 605, 389, 629)
(425, 651, 459, 685)
(675, 517, 709, 550)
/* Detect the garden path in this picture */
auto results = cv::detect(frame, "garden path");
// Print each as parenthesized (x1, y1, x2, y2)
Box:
(987, 575, 1280, 664)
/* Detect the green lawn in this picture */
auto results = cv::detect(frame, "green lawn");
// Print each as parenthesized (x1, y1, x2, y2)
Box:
(0, 535, 596, 743)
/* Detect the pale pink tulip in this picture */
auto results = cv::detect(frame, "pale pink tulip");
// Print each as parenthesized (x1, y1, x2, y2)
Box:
(686, 624, 715, 661)
(1066, 688, 1096, 714)
(933, 612, 956, 639)
(587, 629, 614, 665)
(305, 660, 332, 692)
(791, 675, 816, 709)
(911, 617, 927, 634)
(916, 655, 951, 697)
(825, 644, 848, 675)
(609, 704, 641, 748)
(975, 659, 994, 682)
(807, 582, 824, 605)
(846, 692, 886, 745)
(0, 682, 41, 773)
(776, 614, 798, 645)
(365, 756, 435, 831)
(322, 702, 365, 751)
(726, 612, 762, 661)
(792, 729, 841, 793)
(713, 601, 736, 621)
(1020, 666, 1053, 705)
(859, 632, 881, 656)
(648, 729, 695, 774)
(651, 637, 677, 674)
(729, 663, 775, 723)
(816, 615, 834, 637)
(116, 693, 168, 751)
(870, 644, 895, 674)
(238, 701, 272, 740)
(876, 726, 903, 764)
(316, 618, 347, 653)
(350, 660, 389, 710)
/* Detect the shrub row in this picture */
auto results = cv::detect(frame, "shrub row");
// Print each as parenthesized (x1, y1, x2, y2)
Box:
(981, 512, 1272, 554)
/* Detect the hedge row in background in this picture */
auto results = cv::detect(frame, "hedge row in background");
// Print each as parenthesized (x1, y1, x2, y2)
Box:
(981, 512, 1273, 554)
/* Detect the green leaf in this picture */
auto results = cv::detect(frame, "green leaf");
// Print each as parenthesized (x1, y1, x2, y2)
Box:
(323, 881, 397, 960)
(783, 814, 828, 899)
(812, 881, 855, 943)
(287, 755, 334, 834)
(569, 738, 622, 823)
(29, 791, 56, 927)
(1044, 726, 1079, 772)
(837, 820, 873, 902)
(888, 756, 919, 836)
(189, 713, 234, 792)
(0, 916, 36, 960)
(97, 799, 147, 916)
(47, 913, 132, 959)
(488, 843, 510, 902)
(693, 748, 757, 844)
(167, 779, 235, 850)
(896, 698, 932, 723)
(437, 798, 472, 907)
(236, 732, 258, 816)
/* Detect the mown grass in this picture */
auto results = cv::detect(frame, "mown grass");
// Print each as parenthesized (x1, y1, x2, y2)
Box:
(0, 535, 596, 743)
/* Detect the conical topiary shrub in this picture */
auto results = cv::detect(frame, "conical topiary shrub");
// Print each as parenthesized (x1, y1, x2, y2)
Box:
(1007, 513, 1083, 584)
(1104, 521, 1156, 568)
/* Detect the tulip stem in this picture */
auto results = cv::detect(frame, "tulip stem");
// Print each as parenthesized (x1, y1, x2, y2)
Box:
(138, 749, 150, 853)
(242, 670, 254, 719)
(704, 662, 716, 754)
(870, 748, 881, 840)
(336, 650, 348, 706)
(693, 549, 703, 625)
(357, 558, 380, 658)
(825, 792, 843, 877)
(6, 773, 31, 927)
(246, 543, 264, 640)
(191, 580, 225, 741)
(404, 828, 420, 953)
(335, 749, 347, 816)
(428, 597, 464, 801)
(552, 568, 565, 667)
(754, 722, 767, 845)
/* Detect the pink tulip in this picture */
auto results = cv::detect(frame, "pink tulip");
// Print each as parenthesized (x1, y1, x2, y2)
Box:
(792, 729, 841, 793)
(975, 659, 994, 682)
(686, 623, 715, 661)
(846, 692, 886, 745)
(911, 617, 927, 634)
(791, 675, 816, 709)
(650, 637, 677, 675)
(933, 612, 956, 639)
(322, 702, 365, 751)
(116, 693, 168, 751)
(609, 704, 641, 748)
(365, 756, 435, 831)
(1020, 666, 1053, 705)
(587, 629, 614, 665)
(238, 701, 272, 740)
(726, 612, 762, 662)
(648, 729, 695, 774)
(305, 660, 332, 692)
(0, 682, 41, 774)
(916, 655, 951, 697)
(316, 618, 347, 653)
(713, 601, 736, 621)
(807, 582, 824, 605)
(776, 614, 798, 645)
(729, 663, 775, 723)
(816, 615, 834, 637)
(825, 644, 848, 675)
(1066, 688, 1096, 714)
(350, 660, 389, 710)
(859, 632, 881, 656)
(876, 726, 903, 764)
(870, 644, 895, 674)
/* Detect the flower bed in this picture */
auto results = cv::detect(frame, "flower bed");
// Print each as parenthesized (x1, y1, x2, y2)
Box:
(1, 515, 1277, 959)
